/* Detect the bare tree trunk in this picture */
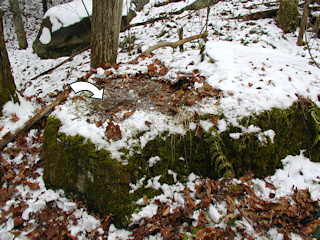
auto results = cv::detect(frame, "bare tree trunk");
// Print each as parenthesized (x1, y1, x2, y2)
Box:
(0, 9, 18, 114)
(297, 0, 311, 46)
(90, 0, 123, 71)
(42, 0, 48, 14)
(277, 0, 299, 33)
(9, 0, 27, 49)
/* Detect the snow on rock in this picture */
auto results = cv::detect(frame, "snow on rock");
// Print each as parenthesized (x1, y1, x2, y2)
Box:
(43, 0, 133, 33)
(39, 27, 51, 45)
(44, 0, 93, 32)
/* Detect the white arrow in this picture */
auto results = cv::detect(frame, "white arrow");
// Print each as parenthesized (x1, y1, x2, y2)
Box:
(70, 82, 104, 100)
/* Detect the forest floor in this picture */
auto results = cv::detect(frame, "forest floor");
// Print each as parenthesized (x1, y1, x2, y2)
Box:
(0, 0, 320, 239)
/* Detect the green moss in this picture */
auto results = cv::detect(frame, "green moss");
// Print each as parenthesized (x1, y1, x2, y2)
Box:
(277, 0, 299, 33)
(43, 116, 135, 227)
(43, 100, 320, 227)
(221, 101, 318, 177)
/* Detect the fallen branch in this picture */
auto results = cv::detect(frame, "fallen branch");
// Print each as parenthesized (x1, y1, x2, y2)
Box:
(0, 94, 68, 149)
(141, 33, 207, 56)
(30, 46, 89, 81)
(234, 8, 278, 21)
(122, 0, 220, 32)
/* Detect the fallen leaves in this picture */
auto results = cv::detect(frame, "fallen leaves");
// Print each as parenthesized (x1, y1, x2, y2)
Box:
(106, 120, 122, 140)
(11, 113, 20, 123)
(90, 59, 223, 119)
(131, 175, 320, 239)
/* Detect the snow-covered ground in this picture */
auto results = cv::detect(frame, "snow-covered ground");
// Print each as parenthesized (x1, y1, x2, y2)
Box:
(0, 0, 320, 239)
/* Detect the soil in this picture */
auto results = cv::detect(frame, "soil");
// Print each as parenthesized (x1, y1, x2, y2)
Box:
(85, 59, 224, 119)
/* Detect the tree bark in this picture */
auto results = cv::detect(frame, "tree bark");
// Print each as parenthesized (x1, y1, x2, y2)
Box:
(277, 0, 299, 33)
(42, 0, 48, 14)
(90, 0, 123, 71)
(9, 0, 28, 49)
(0, 9, 18, 114)
(297, 0, 311, 46)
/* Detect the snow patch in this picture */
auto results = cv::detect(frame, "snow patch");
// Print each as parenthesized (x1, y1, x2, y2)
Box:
(39, 27, 51, 44)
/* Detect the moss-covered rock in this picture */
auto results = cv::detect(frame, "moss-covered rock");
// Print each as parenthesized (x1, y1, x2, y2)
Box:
(43, 117, 136, 226)
(277, 0, 299, 33)
(43, 100, 320, 227)
(221, 100, 320, 177)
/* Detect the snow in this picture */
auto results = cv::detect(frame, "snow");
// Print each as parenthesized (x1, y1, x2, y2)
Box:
(42, 0, 133, 35)
(39, 27, 51, 44)
(148, 156, 161, 167)
(208, 204, 222, 223)
(43, 0, 92, 32)
(0, 94, 35, 138)
(1, 0, 320, 239)
(269, 153, 320, 200)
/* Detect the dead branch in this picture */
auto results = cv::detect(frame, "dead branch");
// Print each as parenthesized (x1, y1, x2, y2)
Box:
(141, 33, 207, 56)
(234, 8, 278, 21)
(0, 94, 68, 149)
(30, 46, 89, 81)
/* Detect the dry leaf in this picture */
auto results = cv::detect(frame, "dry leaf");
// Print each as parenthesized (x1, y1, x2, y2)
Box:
(211, 116, 219, 125)
(105, 70, 113, 76)
(121, 110, 135, 121)
(195, 122, 203, 138)
(147, 64, 157, 74)
(96, 120, 104, 127)
(106, 121, 122, 140)
(143, 195, 148, 205)
(26, 181, 40, 190)
(156, 101, 166, 106)
(226, 195, 236, 213)
(11, 113, 20, 123)
(162, 206, 171, 216)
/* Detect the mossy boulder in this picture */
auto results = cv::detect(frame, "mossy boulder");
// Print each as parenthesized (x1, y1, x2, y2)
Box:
(43, 100, 320, 227)
(277, 0, 299, 33)
(221, 100, 320, 177)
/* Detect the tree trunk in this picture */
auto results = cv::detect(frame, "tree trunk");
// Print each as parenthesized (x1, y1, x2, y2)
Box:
(277, 0, 299, 33)
(9, 0, 28, 49)
(297, 0, 311, 46)
(90, 0, 123, 71)
(42, 0, 48, 14)
(0, 9, 18, 114)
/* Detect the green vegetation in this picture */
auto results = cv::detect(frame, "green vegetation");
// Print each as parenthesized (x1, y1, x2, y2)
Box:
(43, 100, 320, 227)
(277, 0, 299, 33)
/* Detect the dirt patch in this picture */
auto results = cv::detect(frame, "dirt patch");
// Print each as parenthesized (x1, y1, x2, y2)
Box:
(85, 59, 223, 119)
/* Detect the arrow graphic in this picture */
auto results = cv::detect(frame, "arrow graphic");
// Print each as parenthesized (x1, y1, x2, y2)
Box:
(70, 82, 104, 100)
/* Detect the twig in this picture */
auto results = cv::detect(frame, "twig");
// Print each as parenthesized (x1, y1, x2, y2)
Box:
(141, 33, 207, 56)
(0, 94, 69, 149)
(81, 0, 91, 22)
(306, 31, 320, 69)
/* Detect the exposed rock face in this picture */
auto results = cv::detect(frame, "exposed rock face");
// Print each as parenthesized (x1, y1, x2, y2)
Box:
(33, 0, 219, 59)
(33, 17, 91, 59)
(32, 2, 136, 59)
(43, 100, 320, 227)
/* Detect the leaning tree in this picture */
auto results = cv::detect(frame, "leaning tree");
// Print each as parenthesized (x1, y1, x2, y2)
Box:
(0, 9, 19, 114)
(90, 0, 123, 72)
